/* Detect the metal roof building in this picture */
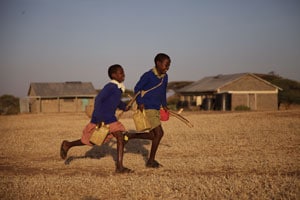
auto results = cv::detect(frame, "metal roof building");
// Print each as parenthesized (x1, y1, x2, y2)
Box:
(23, 82, 97, 113)
(177, 73, 282, 111)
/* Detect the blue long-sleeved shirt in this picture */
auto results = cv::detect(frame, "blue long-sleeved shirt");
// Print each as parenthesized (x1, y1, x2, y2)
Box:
(134, 69, 168, 110)
(91, 83, 126, 124)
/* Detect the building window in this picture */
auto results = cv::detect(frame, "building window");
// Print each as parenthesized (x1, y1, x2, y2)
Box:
(63, 98, 74, 102)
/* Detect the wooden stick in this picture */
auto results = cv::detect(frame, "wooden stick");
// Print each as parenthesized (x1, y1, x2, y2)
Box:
(117, 91, 141, 119)
(169, 110, 193, 128)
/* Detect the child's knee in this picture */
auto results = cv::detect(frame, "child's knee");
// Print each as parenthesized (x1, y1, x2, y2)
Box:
(159, 129, 164, 138)
(154, 126, 164, 137)
(111, 131, 122, 138)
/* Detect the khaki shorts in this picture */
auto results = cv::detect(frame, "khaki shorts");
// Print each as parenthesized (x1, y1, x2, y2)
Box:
(145, 109, 161, 130)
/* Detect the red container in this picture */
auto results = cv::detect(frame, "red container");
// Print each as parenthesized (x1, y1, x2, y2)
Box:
(160, 109, 169, 121)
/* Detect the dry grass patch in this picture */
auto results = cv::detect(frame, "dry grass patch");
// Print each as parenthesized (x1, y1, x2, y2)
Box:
(0, 111, 299, 199)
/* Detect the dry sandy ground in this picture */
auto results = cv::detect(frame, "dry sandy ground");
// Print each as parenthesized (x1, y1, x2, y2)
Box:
(0, 110, 299, 199)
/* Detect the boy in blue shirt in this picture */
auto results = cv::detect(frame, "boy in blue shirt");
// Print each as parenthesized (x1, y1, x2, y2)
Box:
(60, 64, 132, 173)
(128, 53, 171, 168)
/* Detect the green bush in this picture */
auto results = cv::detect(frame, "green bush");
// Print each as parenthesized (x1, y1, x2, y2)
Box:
(0, 95, 20, 115)
(234, 105, 251, 111)
(257, 74, 300, 104)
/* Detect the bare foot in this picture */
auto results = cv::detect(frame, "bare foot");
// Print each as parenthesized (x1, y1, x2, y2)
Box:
(60, 140, 69, 160)
(146, 160, 162, 168)
(115, 167, 134, 173)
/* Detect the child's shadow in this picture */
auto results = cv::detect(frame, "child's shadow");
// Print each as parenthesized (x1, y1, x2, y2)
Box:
(64, 139, 150, 165)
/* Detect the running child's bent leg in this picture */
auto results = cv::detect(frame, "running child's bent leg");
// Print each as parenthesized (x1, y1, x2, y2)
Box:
(60, 122, 96, 160)
(125, 131, 155, 140)
(60, 139, 85, 159)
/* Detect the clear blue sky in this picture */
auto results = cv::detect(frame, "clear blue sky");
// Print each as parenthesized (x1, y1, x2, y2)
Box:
(1, 0, 299, 97)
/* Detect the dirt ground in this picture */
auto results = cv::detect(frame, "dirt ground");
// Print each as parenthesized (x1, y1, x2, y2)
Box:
(0, 110, 299, 199)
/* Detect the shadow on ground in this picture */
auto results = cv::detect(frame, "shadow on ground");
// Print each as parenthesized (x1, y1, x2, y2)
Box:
(64, 139, 150, 165)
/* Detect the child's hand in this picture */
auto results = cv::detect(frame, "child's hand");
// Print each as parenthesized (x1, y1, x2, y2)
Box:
(125, 105, 131, 111)
(138, 104, 144, 112)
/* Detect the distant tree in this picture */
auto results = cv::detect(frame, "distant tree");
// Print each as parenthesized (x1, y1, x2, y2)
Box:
(256, 74, 300, 105)
(268, 71, 280, 77)
(0, 95, 20, 115)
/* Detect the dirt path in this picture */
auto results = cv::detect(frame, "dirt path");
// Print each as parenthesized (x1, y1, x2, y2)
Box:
(0, 111, 299, 199)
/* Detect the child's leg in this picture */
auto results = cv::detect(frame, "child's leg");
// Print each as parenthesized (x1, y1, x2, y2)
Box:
(125, 131, 154, 140)
(108, 121, 133, 173)
(112, 131, 133, 173)
(146, 125, 164, 168)
(60, 122, 97, 159)
(60, 139, 85, 159)
(124, 126, 164, 168)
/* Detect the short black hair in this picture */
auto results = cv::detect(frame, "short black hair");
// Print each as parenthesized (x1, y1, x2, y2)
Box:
(154, 53, 170, 64)
(108, 64, 122, 79)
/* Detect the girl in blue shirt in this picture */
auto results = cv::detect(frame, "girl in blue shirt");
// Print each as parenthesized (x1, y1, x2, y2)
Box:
(60, 64, 132, 173)
(129, 53, 171, 168)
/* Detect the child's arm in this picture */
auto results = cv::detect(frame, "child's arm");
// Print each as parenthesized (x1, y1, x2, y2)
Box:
(134, 73, 148, 107)
(161, 75, 168, 110)
(117, 101, 127, 111)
